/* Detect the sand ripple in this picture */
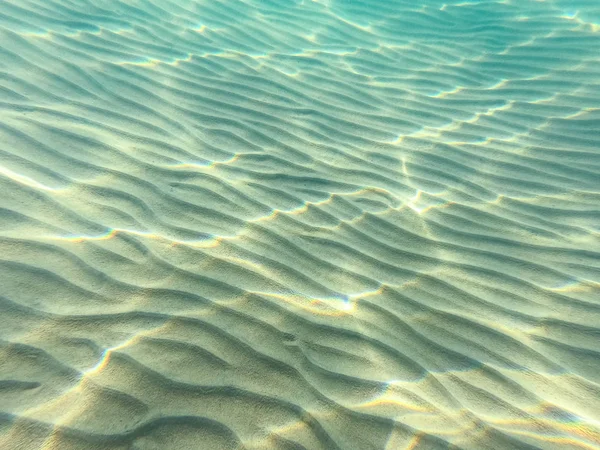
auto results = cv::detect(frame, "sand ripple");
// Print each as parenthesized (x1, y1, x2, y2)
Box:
(1, 0, 599, 449)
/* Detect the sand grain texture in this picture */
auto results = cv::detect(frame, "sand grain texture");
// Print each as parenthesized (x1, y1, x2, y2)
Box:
(1, 0, 599, 449)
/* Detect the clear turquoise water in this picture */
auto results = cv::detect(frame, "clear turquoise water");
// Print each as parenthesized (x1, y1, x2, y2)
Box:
(0, 1, 599, 449)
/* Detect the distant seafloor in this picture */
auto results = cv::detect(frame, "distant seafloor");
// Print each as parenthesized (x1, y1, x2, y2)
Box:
(1, 0, 599, 449)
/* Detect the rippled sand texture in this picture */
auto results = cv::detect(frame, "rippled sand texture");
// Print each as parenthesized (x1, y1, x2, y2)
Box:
(1, 0, 600, 449)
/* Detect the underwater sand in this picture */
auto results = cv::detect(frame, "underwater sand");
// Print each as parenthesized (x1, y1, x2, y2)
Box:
(1, 0, 599, 449)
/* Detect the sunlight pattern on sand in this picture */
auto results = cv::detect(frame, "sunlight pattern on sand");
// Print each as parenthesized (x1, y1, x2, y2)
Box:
(0, 0, 599, 449)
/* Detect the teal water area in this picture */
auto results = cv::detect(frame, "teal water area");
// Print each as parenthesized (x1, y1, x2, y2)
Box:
(0, 1, 599, 449)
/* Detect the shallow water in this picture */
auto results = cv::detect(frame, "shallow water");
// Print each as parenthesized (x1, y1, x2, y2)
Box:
(1, 1, 599, 449)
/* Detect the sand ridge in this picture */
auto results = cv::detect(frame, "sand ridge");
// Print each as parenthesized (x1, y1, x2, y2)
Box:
(0, 0, 599, 449)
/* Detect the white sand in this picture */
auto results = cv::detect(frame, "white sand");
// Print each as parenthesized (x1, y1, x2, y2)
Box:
(0, 0, 599, 449)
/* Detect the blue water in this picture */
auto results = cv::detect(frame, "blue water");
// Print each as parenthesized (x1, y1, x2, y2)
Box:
(0, 1, 599, 449)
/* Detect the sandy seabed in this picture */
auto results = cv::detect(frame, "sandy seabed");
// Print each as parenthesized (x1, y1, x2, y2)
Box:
(1, 0, 599, 449)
